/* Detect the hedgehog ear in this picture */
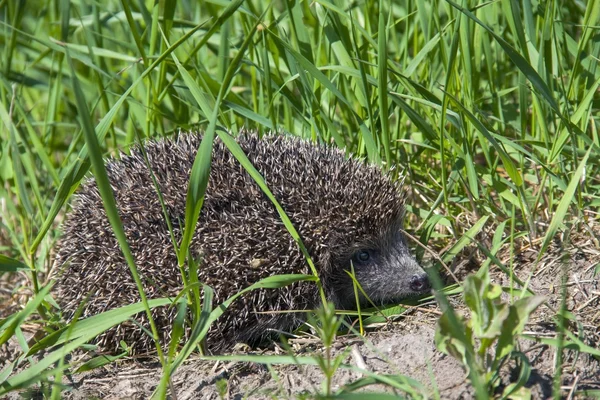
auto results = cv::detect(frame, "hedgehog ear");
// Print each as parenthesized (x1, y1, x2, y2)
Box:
(315, 249, 334, 276)
(315, 250, 340, 304)
(388, 203, 406, 234)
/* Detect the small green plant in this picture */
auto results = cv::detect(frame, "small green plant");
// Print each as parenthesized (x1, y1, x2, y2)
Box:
(308, 301, 347, 397)
(215, 377, 228, 399)
(435, 271, 545, 398)
(308, 301, 429, 398)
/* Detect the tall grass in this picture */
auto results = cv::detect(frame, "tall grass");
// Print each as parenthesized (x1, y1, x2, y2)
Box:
(0, 0, 598, 398)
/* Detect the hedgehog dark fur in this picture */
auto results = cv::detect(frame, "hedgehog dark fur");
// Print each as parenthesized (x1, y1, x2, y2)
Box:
(53, 131, 429, 354)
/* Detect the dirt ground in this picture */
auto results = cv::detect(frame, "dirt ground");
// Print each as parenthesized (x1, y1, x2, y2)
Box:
(1, 224, 599, 399)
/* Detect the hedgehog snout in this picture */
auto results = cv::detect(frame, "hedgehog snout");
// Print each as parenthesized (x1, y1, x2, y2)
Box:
(409, 272, 430, 293)
(391, 254, 429, 294)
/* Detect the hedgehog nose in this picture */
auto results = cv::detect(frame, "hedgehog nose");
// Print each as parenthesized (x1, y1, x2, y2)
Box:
(409, 273, 430, 293)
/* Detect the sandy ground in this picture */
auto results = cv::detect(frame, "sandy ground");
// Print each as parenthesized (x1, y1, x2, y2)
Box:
(1, 224, 599, 399)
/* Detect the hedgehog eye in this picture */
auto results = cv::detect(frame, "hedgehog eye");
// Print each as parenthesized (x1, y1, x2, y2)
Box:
(354, 250, 371, 263)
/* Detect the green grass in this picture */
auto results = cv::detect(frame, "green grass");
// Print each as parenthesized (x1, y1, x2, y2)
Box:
(0, 0, 599, 398)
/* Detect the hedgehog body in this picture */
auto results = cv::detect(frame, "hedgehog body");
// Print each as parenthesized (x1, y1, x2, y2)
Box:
(54, 132, 429, 354)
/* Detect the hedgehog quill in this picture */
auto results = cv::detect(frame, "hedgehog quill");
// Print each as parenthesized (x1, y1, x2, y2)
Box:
(53, 132, 430, 354)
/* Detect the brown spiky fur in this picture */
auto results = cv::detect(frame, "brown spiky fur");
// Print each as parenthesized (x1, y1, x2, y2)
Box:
(53, 131, 428, 354)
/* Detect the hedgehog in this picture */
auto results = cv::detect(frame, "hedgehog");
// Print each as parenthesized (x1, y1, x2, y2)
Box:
(53, 131, 430, 354)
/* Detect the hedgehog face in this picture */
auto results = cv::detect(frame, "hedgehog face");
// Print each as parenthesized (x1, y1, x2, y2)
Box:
(327, 231, 430, 309)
